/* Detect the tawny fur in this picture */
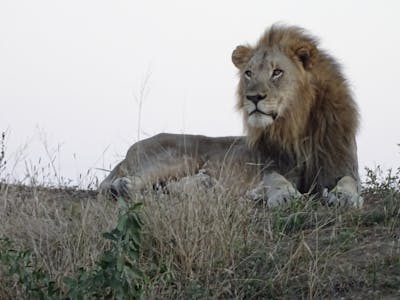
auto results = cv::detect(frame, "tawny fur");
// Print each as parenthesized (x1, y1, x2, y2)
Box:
(100, 24, 361, 206)
(233, 25, 360, 193)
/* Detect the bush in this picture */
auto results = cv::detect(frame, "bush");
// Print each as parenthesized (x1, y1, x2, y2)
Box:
(364, 166, 400, 195)
(0, 198, 144, 300)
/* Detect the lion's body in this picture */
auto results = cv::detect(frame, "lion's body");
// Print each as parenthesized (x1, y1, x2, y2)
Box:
(99, 134, 261, 196)
(99, 25, 362, 207)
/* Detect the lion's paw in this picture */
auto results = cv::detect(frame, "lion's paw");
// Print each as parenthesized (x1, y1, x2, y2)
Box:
(246, 182, 301, 208)
(110, 176, 143, 199)
(166, 172, 216, 195)
(323, 188, 363, 208)
(245, 184, 266, 202)
(323, 176, 363, 208)
(267, 186, 302, 208)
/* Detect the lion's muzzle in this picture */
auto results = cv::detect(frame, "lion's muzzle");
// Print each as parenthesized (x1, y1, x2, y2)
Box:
(246, 93, 267, 104)
(249, 109, 277, 120)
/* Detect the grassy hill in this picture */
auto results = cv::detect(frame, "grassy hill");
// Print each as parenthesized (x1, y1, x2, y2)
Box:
(0, 166, 399, 299)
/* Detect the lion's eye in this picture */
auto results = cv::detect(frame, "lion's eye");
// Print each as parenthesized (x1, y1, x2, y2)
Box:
(244, 70, 253, 78)
(272, 69, 283, 79)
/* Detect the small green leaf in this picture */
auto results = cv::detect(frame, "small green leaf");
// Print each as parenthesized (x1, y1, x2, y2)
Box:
(102, 232, 118, 241)
(117, 214, 128, 232)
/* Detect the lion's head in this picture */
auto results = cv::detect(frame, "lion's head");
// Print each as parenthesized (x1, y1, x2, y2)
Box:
(232, 25, 359, 193)
(232, 25, 319, 148)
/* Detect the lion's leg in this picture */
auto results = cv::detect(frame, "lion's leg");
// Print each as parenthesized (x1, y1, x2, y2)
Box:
(98, 134, 255, 199)
(98, 136, 202, 199)
(247, 172, 301, 207)
(101, 154, 201, 199)
(99, 133, 232, 199)
(323, 176, 363, 208)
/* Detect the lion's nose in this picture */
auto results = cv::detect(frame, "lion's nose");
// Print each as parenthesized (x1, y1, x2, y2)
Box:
(246, 94, 267, 105)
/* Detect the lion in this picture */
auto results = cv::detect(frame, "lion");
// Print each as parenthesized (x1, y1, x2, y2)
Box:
(99, 24, 363, 208)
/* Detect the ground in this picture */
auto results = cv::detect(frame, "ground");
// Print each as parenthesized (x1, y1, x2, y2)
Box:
(0, 167, 399, 299)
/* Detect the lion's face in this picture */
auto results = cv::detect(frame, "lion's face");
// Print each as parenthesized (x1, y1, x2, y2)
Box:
(232, 46, 304, 129)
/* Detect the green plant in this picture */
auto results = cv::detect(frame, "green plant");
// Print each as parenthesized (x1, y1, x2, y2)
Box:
(0, 198, 144, 300)
(364, 166, 400, 195)
(0, 238, 59, 299)
(64, 198, 144, 300)
(271, 195, 317, 234)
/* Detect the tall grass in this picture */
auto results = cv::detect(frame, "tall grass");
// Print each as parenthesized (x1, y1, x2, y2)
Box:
(0, 135, 399, 298)
(0, 132, 6, 179)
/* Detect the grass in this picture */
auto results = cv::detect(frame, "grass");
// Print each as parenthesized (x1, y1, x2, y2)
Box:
(0, 134, 400, 299)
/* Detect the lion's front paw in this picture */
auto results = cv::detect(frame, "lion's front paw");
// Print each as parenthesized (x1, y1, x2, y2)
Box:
(323, 188, 363, 208)
(166, 172, 217, 195)
(266, 186, 301, 208)
(323, 176, 363, 208)
(246, 184, 266, 202)
(110, 176, 143, 199)
(110, 177, 131, 199)
(246, 181, 301, 208)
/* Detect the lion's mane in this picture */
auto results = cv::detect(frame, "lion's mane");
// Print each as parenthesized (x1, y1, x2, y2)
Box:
(236, 25, 360, 193)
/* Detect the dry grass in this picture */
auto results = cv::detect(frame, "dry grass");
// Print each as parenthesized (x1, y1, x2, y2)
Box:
(1, 165, 400, 299)
(140, 182, 400, 299)
(0, 130, 399, 299)
(0, 184, 119, 298)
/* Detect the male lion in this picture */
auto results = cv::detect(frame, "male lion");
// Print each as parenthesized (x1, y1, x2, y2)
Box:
(99, 25, 363, 208)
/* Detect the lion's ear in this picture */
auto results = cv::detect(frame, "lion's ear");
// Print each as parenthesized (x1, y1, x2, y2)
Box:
(232, 45, 253, 69)
(295, 45, 315, 70)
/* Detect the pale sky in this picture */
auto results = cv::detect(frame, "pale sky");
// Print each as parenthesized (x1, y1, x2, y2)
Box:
(1, 0, 399, 186)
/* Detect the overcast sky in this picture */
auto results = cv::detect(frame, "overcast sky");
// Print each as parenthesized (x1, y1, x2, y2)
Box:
(1, 0, 399, 186)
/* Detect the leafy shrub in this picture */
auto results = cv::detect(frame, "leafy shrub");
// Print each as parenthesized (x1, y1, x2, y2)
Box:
(364, 166, 400, 195)
(0, 198, 144, 300)
(0, 238, 59, 299)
